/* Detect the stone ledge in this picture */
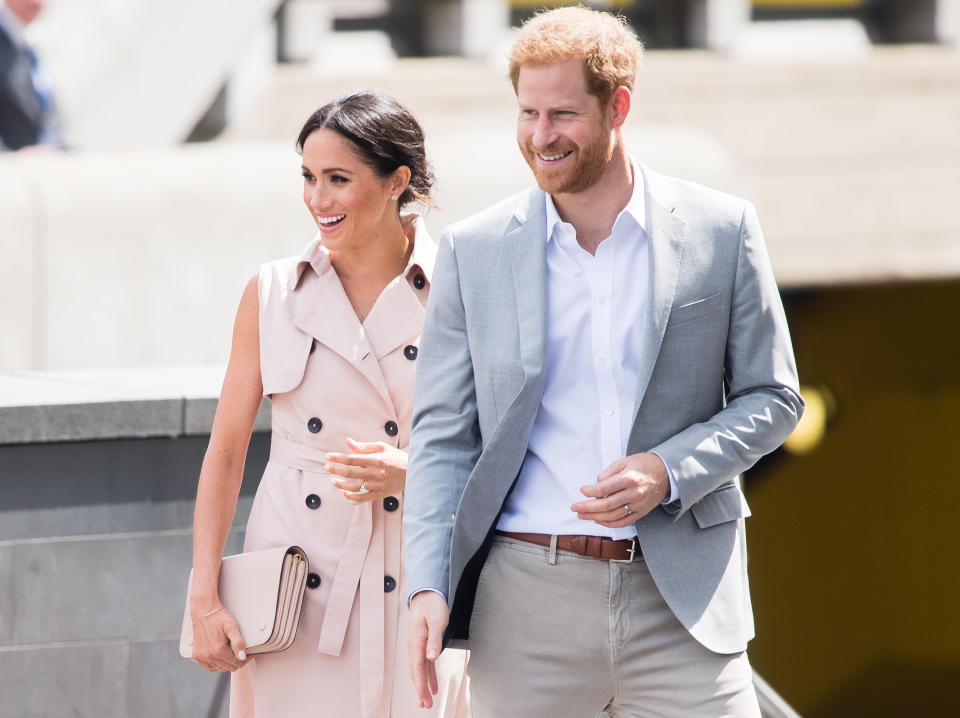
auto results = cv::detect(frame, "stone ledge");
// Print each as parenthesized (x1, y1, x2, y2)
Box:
(0, 366, 270, 445)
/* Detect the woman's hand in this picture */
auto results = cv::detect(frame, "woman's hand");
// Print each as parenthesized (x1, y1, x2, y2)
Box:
(190, 603, 250, 673)
(326, 438, 407, 502)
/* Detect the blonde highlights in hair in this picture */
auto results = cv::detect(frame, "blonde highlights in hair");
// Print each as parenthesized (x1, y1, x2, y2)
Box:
(508, 6, 644, 105)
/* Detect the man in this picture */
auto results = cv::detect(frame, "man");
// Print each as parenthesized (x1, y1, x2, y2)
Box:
(0, 0, 62, 151)
(404, 7, 803, 717)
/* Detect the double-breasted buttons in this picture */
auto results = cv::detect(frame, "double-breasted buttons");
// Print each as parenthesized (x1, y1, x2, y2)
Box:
(413, 273, 426, 290)
(309, 339, 317, 354)
(307, 417, 323, 433)
(383, 496, 399, 512)
(403, 345, 418, 360)
(383, 576, 396, 593)
(306, 573, 321, 589)
(384, 420, 398, 437)
(305, 493, 321, 510)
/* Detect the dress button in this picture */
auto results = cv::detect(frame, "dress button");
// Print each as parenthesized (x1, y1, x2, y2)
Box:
(309, 339, 317, 354)
(305, 493, 321, 510)
(384, 420, 399, 437)
(384, 576, 396, 593)
(383, 496, 399, 512)
(403, 345, 418, 360)
(413, 273, 426, 290)
(307, 417, 322, 433)
(306, 573, 321, 589)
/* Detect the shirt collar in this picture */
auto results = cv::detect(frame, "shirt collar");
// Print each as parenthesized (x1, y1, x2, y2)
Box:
(544, 157, 648, 243)
(289, 213, 436, 291)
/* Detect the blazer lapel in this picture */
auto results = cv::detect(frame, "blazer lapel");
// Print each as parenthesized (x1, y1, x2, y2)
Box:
(631, 167, 686, 422)
(507, 189, 548, 388)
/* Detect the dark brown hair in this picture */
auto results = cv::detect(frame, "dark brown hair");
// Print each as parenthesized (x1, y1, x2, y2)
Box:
(296, 91, 434, 208)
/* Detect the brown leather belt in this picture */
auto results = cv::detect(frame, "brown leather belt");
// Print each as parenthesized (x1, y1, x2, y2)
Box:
(495, 530, 641, 562)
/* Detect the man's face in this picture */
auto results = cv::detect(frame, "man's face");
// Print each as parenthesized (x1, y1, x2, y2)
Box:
(6, 0, 44, 25)
(516, 59, 613, 196)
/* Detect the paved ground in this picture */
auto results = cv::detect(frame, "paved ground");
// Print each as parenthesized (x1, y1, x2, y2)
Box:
(227, 47, 960, 288)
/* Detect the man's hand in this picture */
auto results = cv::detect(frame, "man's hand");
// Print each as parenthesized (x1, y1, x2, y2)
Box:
(407, 591, 448, 709)
(571, 452, 670, 528)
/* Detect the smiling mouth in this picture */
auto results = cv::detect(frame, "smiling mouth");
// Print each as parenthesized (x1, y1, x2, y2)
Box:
(317, 214, 346, 228)
(537, 150, 573, 163)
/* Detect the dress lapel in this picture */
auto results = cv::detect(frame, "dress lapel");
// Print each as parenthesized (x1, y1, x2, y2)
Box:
(289, 244, 393, 404)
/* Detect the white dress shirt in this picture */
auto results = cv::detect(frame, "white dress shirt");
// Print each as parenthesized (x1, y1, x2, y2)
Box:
(498, 161, 676, 540)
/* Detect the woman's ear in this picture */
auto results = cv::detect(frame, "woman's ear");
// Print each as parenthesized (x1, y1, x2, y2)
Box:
(390, 166, 412, 201)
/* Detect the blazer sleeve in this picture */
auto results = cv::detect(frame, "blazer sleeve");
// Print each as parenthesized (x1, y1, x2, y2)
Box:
(651, 201, 804, 514)
(403, 229, 482, 599)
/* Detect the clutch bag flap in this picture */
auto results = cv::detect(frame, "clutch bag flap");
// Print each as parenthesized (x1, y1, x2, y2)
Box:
(179, 546, 308, 658)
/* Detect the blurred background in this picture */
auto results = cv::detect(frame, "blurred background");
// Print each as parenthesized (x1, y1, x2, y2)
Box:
(1, 1, 958, 716)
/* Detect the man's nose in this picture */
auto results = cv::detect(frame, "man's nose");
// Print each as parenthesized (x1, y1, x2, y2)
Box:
(532, 117, 557, 150)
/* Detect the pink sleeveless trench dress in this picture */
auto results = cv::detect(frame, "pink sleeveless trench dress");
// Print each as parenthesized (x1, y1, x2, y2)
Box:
(230, 216, 469, 717)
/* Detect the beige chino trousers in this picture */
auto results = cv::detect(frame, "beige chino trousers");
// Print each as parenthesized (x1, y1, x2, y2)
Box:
(466, 536, 761, 718)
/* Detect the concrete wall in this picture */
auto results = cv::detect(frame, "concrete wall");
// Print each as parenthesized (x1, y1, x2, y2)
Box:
(0, 369, 269, 718)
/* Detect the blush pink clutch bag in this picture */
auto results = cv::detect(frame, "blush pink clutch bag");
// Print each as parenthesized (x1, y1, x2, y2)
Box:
(180, 546, 308, 658)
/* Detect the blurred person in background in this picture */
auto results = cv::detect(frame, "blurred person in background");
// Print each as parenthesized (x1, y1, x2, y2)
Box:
(405, 6, 802, 718)
(188, 91, 468, 718)
(0, 0, 63, 151)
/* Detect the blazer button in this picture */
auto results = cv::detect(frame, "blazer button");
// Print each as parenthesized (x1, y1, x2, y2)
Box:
(384, 420, 398, 437)
(383, 496, 399, 512)
(403, 345, 418, 360)
(413, 273, 426, 290)
(383, 575, 396, 593)
(306, 573, 321, 589)
(305, 493, 321, 510)
(307, 417, 322, 433)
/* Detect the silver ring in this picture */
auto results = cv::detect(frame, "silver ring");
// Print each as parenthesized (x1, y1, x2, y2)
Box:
(623, 504, 632, 515)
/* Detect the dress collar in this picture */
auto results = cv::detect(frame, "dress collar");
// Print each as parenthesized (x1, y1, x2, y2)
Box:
(288, 213, 435, 291)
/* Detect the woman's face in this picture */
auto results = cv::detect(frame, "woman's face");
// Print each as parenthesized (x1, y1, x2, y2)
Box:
(300, 128, 399, 253)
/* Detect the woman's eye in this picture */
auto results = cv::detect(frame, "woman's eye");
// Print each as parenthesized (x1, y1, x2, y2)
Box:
(331, 175, 349, 184)
(301, 172, 315, 182)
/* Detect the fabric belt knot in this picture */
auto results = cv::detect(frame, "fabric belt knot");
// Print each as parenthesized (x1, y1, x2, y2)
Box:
(269, 433, 385, 718)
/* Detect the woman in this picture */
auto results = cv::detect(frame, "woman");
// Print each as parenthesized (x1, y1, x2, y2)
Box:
(188, 91, 468, 717)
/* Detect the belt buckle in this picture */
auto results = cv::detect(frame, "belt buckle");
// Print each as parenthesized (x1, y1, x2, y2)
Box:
(610, 536, 638, 563)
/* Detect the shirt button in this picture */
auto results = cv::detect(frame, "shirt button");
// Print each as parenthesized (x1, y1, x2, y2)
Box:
(597, 353, 607, 362)
(403, 345, 418, 360)
(383, 496, 399, 512)
(305, 493, 321, 510)
(598, 296, 607, 305)
(384, 576, 397, 593)
(307, 417, 323, 433)
(384, 420, 399, 437)
(306, 573, 321, 589)
(413, 273, 426, 290)
(605, 408, 615, 416)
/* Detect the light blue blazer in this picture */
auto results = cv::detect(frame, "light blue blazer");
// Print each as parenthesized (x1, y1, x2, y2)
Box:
(404, 164, 803, 654)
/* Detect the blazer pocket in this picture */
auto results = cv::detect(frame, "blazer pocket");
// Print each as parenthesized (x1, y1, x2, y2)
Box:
(667, 292, 721, 327)
(690, 483, 751, 529)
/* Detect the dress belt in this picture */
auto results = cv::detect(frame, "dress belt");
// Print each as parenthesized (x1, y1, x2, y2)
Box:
(495, 530, 642, 561)
(269, 433, 384, 718)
